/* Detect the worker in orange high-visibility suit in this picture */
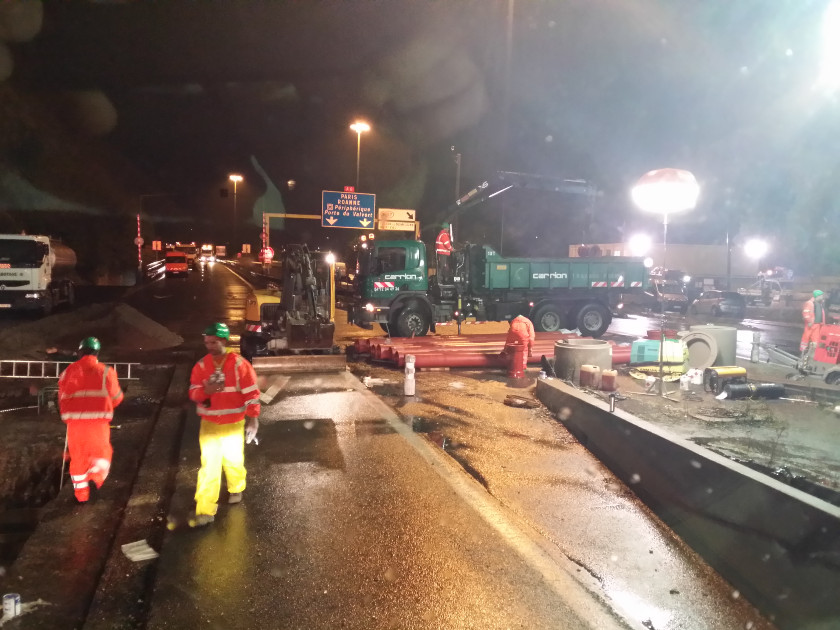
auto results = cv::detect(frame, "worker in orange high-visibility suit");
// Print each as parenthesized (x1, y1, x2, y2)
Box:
(188, 322, 261, 527)
(801, 290, 826, 353)
(58, 337, 124, 503)
(502, 314, 536, 373)
(435, 222, 453, 284)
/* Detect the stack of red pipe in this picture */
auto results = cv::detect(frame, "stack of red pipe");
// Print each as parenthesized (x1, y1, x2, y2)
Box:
(353, 334, 632, 369)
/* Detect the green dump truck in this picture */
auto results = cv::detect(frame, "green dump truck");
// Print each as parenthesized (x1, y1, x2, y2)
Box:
(347, 239, 648, 337)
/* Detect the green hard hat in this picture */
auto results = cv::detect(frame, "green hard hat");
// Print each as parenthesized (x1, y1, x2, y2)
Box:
(78, 337, 101, 352)
(442, 222, 450, 229)
(203, 322, 230, 340)
(814, 290, 824, 298)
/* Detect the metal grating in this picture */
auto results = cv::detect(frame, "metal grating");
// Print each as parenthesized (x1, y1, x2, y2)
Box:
(0, 360, 140, 380)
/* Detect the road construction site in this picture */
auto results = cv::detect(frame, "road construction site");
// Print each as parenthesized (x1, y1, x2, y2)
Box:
(0, 263, 836, 629)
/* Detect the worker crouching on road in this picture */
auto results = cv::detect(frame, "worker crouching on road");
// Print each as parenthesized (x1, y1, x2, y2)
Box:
(188, 323, 260, 527)
(58, 337, 124, 504)
(801, 290, 826, 353)
(501, 315, 536, 375)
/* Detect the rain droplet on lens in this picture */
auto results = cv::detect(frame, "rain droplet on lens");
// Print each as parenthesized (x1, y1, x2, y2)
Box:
(731, 590, 740, 599)
(630, 473, 641, 484)
(303, 420, 315, 430)
(690, 460, 702, 469)
(383, 567, 397, 582)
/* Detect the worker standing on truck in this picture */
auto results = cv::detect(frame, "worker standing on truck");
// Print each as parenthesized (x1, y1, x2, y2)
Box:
(435, 222, 453, 284)
(801, 290, 826, 353)
(188, 323, 260, 527)
(58, 337, 124, 504)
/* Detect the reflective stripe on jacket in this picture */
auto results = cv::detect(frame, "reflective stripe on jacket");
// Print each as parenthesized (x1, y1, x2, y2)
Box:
(58, 355, 124, 423)
(435, 230, 453, 255)
(189, 351, 261, 424)
(802, 298, 824, 326)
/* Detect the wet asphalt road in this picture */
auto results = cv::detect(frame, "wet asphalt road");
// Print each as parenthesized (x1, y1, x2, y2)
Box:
(109, 263, 774, 629)
(145, 371, 629, 630)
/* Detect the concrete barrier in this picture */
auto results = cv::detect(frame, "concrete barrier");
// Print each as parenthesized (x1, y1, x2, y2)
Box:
(536, 378, 840, 630)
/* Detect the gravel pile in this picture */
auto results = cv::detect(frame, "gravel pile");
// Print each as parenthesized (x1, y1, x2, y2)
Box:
(0, 303, 184, 360)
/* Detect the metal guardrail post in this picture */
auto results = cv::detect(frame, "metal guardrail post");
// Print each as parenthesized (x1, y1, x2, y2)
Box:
(751, 331, 761, 363)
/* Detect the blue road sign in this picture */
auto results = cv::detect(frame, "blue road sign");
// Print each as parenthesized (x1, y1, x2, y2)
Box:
(322, 191, 375, 229)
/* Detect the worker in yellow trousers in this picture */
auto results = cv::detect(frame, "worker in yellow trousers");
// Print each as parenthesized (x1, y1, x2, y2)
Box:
(188, 323, 260, 527)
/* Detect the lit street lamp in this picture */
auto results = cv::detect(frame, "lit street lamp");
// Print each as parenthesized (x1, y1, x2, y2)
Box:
(631, 168, 700, 397)
(229, 174, 243, 252)
(349, 121, 370, 190)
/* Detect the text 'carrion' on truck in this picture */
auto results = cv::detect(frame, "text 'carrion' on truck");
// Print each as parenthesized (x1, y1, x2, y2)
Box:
(0, 234, 77, 315)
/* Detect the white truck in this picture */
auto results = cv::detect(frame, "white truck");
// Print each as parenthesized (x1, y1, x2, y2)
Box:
(0, 234, 77, 314)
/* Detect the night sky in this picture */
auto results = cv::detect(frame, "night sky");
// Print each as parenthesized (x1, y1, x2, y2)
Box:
(1, 0, 838, 271)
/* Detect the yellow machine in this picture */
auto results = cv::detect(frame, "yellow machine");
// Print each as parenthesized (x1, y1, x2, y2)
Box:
(240, 244, 343, 371)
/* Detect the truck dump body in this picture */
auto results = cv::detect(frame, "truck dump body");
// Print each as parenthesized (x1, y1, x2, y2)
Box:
(480, 246, 646, 291)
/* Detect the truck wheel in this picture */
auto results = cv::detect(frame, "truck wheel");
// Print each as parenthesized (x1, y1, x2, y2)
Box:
(576, 303, 611, 337)
(394, 307, 430, 337)
(533, 304, 563, 332)
(41, 294, 54, 316)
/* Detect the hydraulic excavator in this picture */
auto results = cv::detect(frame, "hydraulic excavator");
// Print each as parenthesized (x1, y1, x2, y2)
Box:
(240, 244, 345, 374)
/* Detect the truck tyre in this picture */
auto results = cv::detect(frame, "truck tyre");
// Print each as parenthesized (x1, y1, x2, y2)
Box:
(394, 307, 430, 337)
(533, 304, 563, 332)
(41, 293, 54, 316)
(576, 303, 611, 337)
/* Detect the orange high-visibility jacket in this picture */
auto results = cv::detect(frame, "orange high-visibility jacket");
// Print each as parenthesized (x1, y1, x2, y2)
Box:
(506, 315, 535, 353)
(189, 351, 261, 424)
(802, 297, 824, 327)
(435, 229, 453, 256)
(58, 355, 124, 423)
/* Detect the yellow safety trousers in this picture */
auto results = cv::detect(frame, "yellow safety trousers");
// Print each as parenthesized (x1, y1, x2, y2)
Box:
(195, 418, 246, 516)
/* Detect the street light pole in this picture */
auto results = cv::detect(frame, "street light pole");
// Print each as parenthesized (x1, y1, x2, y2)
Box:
(632, 168, 700, 398)
(229, 174, 243, 253)
(349, 121, 370, 190)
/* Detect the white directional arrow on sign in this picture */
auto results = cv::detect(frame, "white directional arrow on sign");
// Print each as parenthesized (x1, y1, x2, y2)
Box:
(360, 219, 371, 227)
(325, 217, 338, 225)
(378, 208, 415, 222)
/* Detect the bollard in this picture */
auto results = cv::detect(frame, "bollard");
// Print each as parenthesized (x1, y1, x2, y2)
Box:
(751, 331, 761, 363)
(404, 354, 416, 396)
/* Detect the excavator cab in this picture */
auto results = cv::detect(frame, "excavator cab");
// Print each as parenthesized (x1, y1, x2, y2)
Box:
(240, 244, 337, 362)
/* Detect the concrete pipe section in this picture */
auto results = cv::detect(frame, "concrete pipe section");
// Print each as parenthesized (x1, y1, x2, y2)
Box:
(554, 338, 612, 383)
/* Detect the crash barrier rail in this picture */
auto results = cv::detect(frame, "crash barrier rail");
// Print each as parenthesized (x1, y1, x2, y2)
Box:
(0, 360, 140, 380)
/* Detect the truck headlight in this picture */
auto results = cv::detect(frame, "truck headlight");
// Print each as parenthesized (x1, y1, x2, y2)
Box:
(25, 293, 40, 299)
(365, 303, 375, 312)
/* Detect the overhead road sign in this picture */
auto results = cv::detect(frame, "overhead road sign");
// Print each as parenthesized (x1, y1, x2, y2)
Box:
(379, 220, 416, 232)
(378, 208, 415, 223)
(322, 191, 375, 229)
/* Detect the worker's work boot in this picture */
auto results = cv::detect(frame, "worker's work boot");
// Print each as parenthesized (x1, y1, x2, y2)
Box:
(228, 492, 243, 504)
(188, 513, 215, 528)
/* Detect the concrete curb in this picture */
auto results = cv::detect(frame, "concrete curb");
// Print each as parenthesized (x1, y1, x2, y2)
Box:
(536, 378, 840, 630)
(82, 359, 193, 630)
